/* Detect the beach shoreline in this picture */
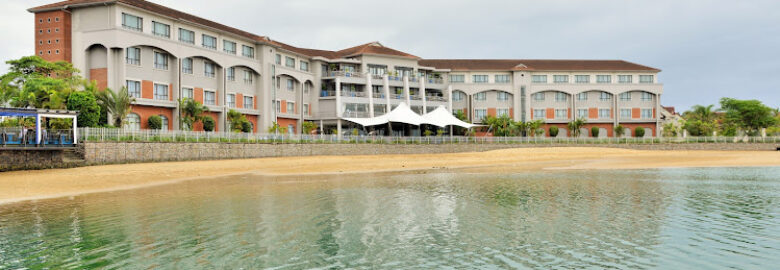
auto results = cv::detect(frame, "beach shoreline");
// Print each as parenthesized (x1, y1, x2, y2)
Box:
(1, 147, 778, 205)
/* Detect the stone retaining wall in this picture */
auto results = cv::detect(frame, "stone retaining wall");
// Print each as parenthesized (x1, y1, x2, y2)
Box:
(81, 142, 780, 165)
(0, 149, 70, 171)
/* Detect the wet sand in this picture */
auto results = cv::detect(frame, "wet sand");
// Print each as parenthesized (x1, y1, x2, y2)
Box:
(1, 147, 778, 205)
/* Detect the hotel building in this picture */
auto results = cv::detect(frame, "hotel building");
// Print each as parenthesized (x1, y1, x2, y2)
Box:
(29, 0, 663, 137)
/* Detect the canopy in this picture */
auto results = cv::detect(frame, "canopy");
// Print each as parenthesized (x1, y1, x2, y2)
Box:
(343, 103, 480, 128)
(343, 102, 427, 126)
(422, 105, 480, 128)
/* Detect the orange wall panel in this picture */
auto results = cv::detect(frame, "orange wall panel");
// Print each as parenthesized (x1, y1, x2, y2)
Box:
(89, 68, 107, 90)
(130, 105, 174, 131)
(545, 108, 554, 120)
(244, 114, 258, 133)
(141, 80, 153, 99)
(487, 108, 496, 117)
(632, 108, 640, 119)
(34, 11, 71, 62)
(194, 88, 203, 103)
(280, 100, 287, 113)
(588, 108, 598, 119)
(277, 117, 297, 133)
(236, 93, 243, 108)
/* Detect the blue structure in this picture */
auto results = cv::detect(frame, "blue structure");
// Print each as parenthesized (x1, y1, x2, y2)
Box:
(0, 107, 79, 147)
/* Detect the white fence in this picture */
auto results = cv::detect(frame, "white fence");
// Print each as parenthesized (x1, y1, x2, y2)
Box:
(77, 128, 780, 145)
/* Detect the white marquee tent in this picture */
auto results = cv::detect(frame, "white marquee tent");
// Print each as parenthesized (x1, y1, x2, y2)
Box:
(342, 103, 479, 129)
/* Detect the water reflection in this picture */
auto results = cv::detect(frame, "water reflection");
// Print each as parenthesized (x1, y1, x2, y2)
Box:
(1, 167, 778, 269)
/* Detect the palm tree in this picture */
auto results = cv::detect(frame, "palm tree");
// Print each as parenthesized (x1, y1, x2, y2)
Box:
(526, 120, 544, 137)
(567, 118, 587, 137)
(95, 87, 134, 128)
(688, 104, 717, 122)
(179, 98, 209, 130)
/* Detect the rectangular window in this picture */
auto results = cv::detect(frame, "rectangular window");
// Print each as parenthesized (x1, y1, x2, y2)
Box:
(182, 58, 193, 74)
(600, 92, 612, 101)
(641, 92, 653, 101)
(244, 96, 253, 109)
(618, 75, 633, 83)
(244, 70, 253, 84)
(577, 109, 587, 118)
(204, 91, 216, 105)
(275, 54, 281, 64)
(532, 75, 547, 83)
(474, 92, 486, 101)
(286, 79, 294, 91)
(182, 87, 193, 100)
(620, 92, 631, 101)
(153, 51, 168, 70)
(575, 75, 590, 83)
(577, 92, 587, 101)
(596, 75, 612, 83)
(555, 92, 567, 102)
(497, 108, 509, 117)
(242, 45, 254, 58)
(202, 34, 217, 50)
(285, 57, 295, 68)
(368, 65, 387, 76)
(473, 75, 488, 83)
(553, 75, 569, 83)
(497, 92, 509, 101)
(641, 109, 653, 118)
(639, 75, 654, 83)
(126, 47, 140, 65)
(449, 74, 465, 83)
(152, 21, 170, 38)
(475, 109, 487, 120)
(533, 109, 546, 120)
(620, 108, 632, 118)
(153, 83, 168, 100)
(122, 13, 142, 31)
(300, 61, 309, 72)
(226, 67, 235, 81)
(126, 80, 141, 98)
(495, 75, 510, 83)
(453, 92, 464, 101)
(179, 28, 194, 44)
(204, 62, 215, 77)
(555, 109, 567, 119)
(287, 101, 295, 113)
(273, 100, 281, 112)
(533, 92, 545, 101)
(223, 40, 236, 54)
(599, 109, 611, 118)
(226, 94, 236, 108)
(304, 103, 310, 115)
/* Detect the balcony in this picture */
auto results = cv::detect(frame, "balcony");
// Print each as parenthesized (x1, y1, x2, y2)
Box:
(342, 111, 370, 118)
(328, 70, 364, 78)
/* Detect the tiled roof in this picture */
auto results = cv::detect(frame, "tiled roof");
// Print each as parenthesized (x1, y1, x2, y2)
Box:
(29, 0, 272, 44)
(273, 41, 419, 60)
(418, 59, 661, 72)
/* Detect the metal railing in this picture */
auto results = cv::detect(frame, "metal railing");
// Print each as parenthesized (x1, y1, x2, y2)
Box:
(76, 128, 780, 145)
(329, 71, 364, 78)
(1, 128, 75, 147)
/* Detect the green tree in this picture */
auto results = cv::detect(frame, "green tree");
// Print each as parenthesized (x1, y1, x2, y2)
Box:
(685, 104, 717, 122)
(179, 98, 209, 130)
(267, 122, 286, 134)
(94, 87, 134, 128)
(241, 121, 252, 133)
(202, 116, 215, 132)
(591, 127, 600, 137)
(303, 121, 318, 134)
(147, 115, 162, 130)
(567, 118, 587, 137)
(682, 119, 715, 136)
(615, 124, 626, 137)
(1, 56, 81, 108)
(719, 98, 778, 136)
(227, 109, 248, 133)
(483, 115, 515, 136)
(66, 91, 101, 127)
(662, 122, 680, 137)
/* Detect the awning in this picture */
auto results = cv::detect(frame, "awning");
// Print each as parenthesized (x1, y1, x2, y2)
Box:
(343, 103, 480, 128)
(422, 105, 480, 128)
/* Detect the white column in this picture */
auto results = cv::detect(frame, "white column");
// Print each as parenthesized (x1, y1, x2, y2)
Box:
(656, 93, 661, 138)
(335, 77, 342, 118)
(72, 116, 78, 145)
(384, 75, 391, 113)
(367, 74, 374, 118)
(106, 49, 114, 90)
(420, 78, 427, 114)
(36, 116, 41, 145)
(403, 76, 410, 105)
(447, 84, 453, 112)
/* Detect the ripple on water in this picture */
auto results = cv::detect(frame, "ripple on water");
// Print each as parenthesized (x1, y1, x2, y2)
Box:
(1, 167, 779, 269)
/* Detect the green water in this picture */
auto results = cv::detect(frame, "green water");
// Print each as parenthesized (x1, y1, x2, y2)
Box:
(1, 167, 779, 269)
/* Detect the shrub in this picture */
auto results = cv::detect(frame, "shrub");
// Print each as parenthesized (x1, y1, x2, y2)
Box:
(202, 116, 215, 132)
(591, 127, 600, 137)
(549, 126, 559, 137)
(147, 115, 162, 130)
(66, 91, 101, 127)
(424, 129, 433, 136)
(615, 125, 625, 137)
(241, 121, 252, 133)
(634, 127, 645, 137)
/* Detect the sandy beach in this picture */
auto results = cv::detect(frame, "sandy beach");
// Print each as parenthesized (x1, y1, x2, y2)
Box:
(1, 147, 778, 205)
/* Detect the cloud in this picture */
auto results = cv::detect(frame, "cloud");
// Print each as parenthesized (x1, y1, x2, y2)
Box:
(2, 0, 778, 110)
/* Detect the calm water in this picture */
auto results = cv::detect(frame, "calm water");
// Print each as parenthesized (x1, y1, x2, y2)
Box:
(1, 167, 779, 269)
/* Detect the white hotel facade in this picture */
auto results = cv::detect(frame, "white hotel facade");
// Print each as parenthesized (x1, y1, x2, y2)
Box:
(30, 0, 664, 137)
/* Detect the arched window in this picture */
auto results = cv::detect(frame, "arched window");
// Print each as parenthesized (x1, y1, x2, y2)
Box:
(125, 113, 141, 131)
(160, 115, 169, 131)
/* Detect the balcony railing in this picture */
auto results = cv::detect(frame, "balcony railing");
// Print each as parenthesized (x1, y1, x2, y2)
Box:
(425, 78, 444, 84)
(341, 91, 367, 98)
(426, 96, 447, 102)
(342, 111, 370, 118)
(321, 90, 336, 97)
(328, 71, 364, 78)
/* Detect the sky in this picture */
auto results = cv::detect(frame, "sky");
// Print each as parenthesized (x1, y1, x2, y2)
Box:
(2, 0, 778, 111)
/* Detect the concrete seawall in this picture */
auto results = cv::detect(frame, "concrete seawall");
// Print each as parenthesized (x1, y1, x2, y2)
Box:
(2, 142, 777, 171)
